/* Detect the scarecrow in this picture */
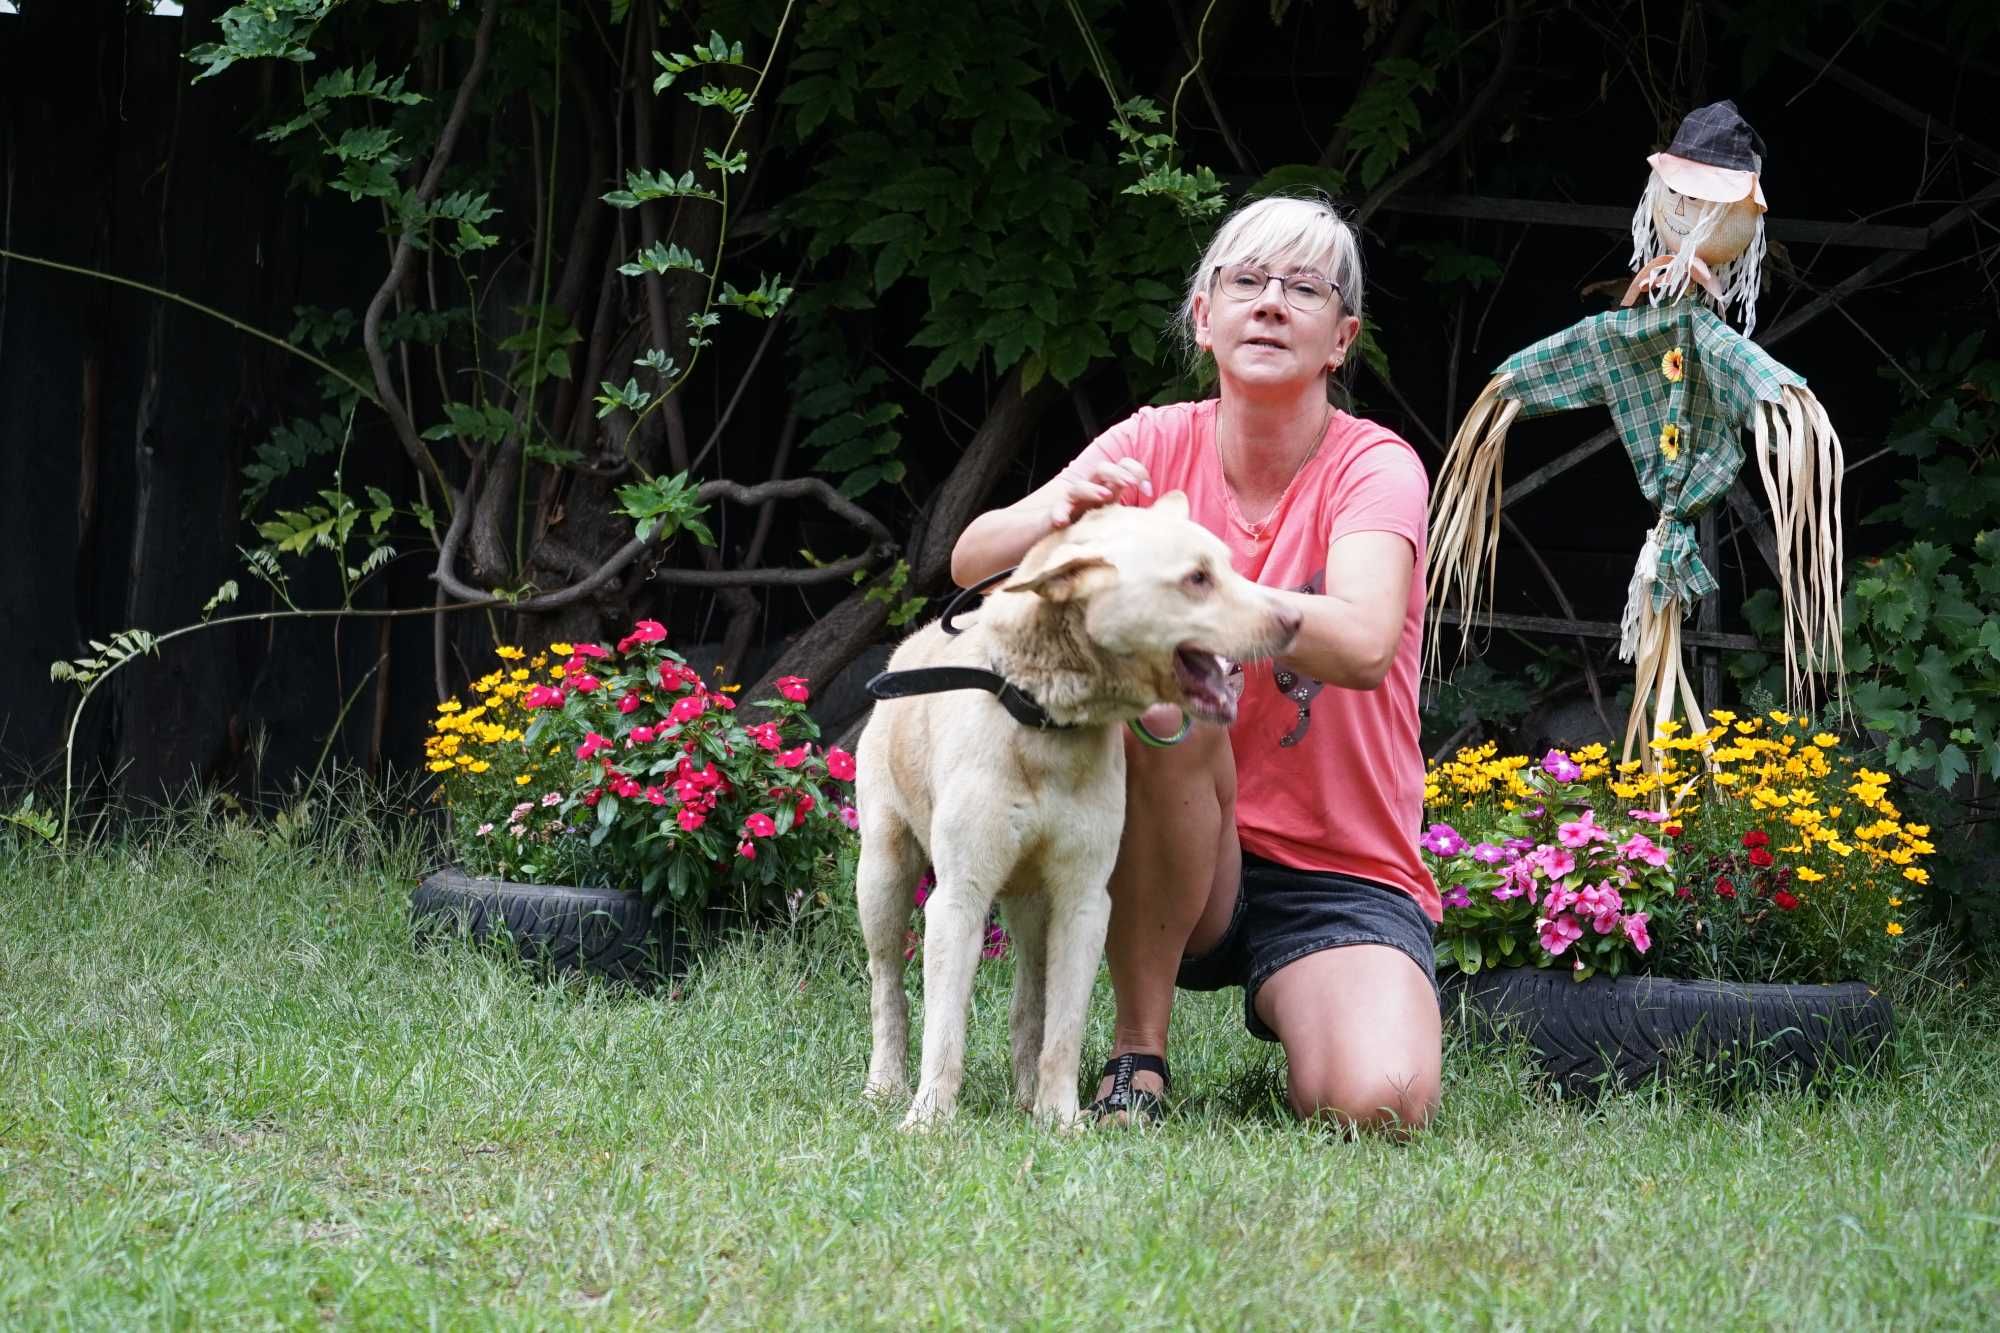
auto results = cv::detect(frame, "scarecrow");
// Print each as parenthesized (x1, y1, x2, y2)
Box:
(1427, 100, 1844, 768)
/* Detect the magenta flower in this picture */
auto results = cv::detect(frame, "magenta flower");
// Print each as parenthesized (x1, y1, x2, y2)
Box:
(618, 693, 642, 715)
(840, 805, 860, 830)
(1541, 749, 1583, 783)
(1558, 810, 1613, 848)
(1491, 877, 1527, 902)
(1471, 842, 1506, 865)
(521, 684, 566, 710)
(1442, 884, 1472, 910)
(1421, 823, 1467, 857)
(1622, 911, 1653, 953)
(1504, 837, 1536, 855)
(572, 674, 601, 694)
(1627, 808, 1668, 824)
(1538, 913, 1585, 956)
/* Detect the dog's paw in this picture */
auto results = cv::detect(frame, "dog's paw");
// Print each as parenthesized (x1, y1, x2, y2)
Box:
(861, 1077, 908, 1105)
(898, 1095, 953, 1133)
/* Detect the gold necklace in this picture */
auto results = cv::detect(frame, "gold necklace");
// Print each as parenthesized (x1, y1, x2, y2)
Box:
(1219, 401, 1333, 535)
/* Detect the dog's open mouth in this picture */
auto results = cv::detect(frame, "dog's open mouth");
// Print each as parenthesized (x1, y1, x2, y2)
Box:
(1174, 644, 1237, 723)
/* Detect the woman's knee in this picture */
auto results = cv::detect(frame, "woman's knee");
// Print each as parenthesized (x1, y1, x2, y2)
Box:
(1287, 1069, 1439, 1135)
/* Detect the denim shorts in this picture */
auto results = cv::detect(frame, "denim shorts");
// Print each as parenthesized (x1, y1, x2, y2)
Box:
(1176, 851, 1440, 1042)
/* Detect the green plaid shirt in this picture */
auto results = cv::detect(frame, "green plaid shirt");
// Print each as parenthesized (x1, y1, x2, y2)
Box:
(1496, 300, 1804, 607)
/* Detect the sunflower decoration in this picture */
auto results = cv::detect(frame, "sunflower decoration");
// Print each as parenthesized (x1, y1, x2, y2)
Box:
(1427, 101, 1844, 775)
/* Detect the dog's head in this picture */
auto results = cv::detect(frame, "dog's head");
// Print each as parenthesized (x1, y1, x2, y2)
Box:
(998, 493, 1302, 726)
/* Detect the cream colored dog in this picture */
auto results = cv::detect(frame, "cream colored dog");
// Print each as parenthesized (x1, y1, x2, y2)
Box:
(855, 493, 1302, 1129)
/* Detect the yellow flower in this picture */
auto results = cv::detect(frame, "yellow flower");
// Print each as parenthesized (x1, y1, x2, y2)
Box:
(1662, 347, 1685, 382)
(495, 646, 525, 660)
(427, 760, 453, 773)
(511, 669, 530, 682)
(515, 774, 533, 786)
(1886, 922, 1904, 937)
(1906, 823, 1930, 838)
(1812, 733, 1838, 748)
(1709, 709, 1738, 724)
(437, 699, 462, 714)
(1659, 422, 1681, 461)
(551, 642, 574, 656)
(1903, 867, 1930, 886)
(1769, 710, 1793, 724)
(1795, 867, 1826, 882)
(468, 761, 491, 774)
(1656, 718, 1683, 737)
(1888, 897, 1903, 908)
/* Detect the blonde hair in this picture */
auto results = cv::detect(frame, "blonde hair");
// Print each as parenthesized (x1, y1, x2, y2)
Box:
(1176, 193, 1365, 364)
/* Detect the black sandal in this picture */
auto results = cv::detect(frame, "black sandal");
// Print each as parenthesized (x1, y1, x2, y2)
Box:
(1088, 1052, 1171, 1124)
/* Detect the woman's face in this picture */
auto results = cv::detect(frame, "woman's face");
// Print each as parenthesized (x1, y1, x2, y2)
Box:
(1192, 258, 1360, 395)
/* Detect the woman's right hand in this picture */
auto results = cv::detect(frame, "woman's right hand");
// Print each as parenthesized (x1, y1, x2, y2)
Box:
(1049, 457, 1153, 528)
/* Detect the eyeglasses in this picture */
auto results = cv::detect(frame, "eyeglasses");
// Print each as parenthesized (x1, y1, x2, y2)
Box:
(1212, 263, 1340, 313)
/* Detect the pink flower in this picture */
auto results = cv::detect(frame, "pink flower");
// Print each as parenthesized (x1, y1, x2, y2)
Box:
(677, 806, 706, 832)
(1618, 833, 1670, 867)
(540, 791, 563, 807)
(775, 746, 810, 770)
(572, 674, 601, 694)
(1441, 884, 1472, 910)
(737, 839, 757, 860)
(1538, 912, 1584, 956)
(1543, 883, 1578, 915)
(618, 693, 642, 715)
(670, 695, 706, 724)
(475, 822, 494, 837)
(576, 731, 613, 761)
(510, 801, 534, 822)
(743, 812, 777, 838)
(522, 684, 566, 709)
(572, 643, 609, 660)
(1530, 845, 1576, 882)
(745, 722, 783, 752)
(1471, 842, 1506, 864)
(825, 747, 857, 782)
(1577, 881, 1624, 920)
(1621, 911, 1652, 953)
(1557, 810, 1612, 848)
(774, 675, 811, 702)
(1627, 808, 1668, 824)
(1541, 749, 1582, 783)
(617, 620, 667, 653)
(1421, 823, 1467, 857)
(840, 805, 860, 830)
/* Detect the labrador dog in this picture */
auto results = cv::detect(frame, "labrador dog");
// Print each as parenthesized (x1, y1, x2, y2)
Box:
(855, 493, 1302, 1129)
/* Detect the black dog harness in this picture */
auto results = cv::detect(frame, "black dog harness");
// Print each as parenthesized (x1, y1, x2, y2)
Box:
(863, 566, 1189, 746)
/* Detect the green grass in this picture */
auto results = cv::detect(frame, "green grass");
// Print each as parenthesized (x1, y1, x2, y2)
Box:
(2, 807, 1997, 1329)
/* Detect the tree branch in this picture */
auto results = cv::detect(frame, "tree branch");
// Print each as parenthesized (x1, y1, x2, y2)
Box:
(361, 0, 501, 490)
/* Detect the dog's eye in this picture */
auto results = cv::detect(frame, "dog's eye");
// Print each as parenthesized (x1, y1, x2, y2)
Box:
(1184, 568, 1212, 590)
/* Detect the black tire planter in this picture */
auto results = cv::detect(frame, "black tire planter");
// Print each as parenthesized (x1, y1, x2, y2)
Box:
(409, 867, 690, 987)
(1444, 965, 1895, 1097)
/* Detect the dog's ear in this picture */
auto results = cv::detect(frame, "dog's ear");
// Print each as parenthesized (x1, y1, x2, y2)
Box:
(1001, 553, 1117, 603)
(1151, 489, 1190, 521)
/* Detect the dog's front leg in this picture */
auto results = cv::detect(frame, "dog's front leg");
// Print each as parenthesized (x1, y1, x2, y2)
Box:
(1033, 877, 1115, 1129)
(1002, 893, 1049, 1111)
(903, 877, 995, 1131)
(856, 817, 924, 1103)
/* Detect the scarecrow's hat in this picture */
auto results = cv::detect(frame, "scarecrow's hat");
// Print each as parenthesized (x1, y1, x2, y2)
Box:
(1646, 99, 1767, 210)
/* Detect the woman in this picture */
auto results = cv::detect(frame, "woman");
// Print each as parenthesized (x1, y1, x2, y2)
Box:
(950, 194, 1441, 1134)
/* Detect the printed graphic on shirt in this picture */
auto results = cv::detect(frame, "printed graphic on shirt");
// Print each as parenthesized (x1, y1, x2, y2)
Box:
(1271, 568, 1325, 748)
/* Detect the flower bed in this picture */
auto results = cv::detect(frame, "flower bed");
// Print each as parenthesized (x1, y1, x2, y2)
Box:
(1424, 711, 1932, 986)
(422, 625, 858, 936)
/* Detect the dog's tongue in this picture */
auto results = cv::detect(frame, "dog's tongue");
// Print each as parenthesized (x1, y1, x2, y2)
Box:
(1173, 647, 1237, 724)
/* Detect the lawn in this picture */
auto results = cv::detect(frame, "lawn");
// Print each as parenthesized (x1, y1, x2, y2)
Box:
(2, 812, 1996, 1329)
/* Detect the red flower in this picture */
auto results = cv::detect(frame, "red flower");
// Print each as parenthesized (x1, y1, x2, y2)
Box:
(743, 812, 777, 838)
(1674, 885, 1692, 900)
(1716, 876, 1737, 899)
(825, 747, 857, 782)
(1774, 889, 1800, 911)
(774, 675, 811, 703)
(775, 746, 810, 770)
(617, 692, 641, 715)
(631, 725, 657, 745)
(582, 789, 603, 808)
(572, 643, 609, 660)
(1741, 830, 1770, 849)
(746, 722, 782, 752)
(1749, 848, 1774, 868)
(576, 731, 613, 761)
(572, 674, 601, 694)
(677, 806, 706, 832)
(617, 620, 668, 653)
(793, 793, 816, 817)
(644, 785, 668, 806)
(710, 694, 735, 711)
(612, 776, 642, 800)
(522, 684, 566, 709)
(1663, 823, 1682, 838)
(737, 839, 757, 860)
(670, 695, 706, 724)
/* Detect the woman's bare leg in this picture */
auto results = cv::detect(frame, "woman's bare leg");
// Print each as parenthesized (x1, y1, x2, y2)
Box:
(1253, 944, 1442, 1137)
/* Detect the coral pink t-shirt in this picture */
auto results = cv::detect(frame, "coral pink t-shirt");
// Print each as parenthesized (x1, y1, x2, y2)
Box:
(1068, 398, 1439, 923)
